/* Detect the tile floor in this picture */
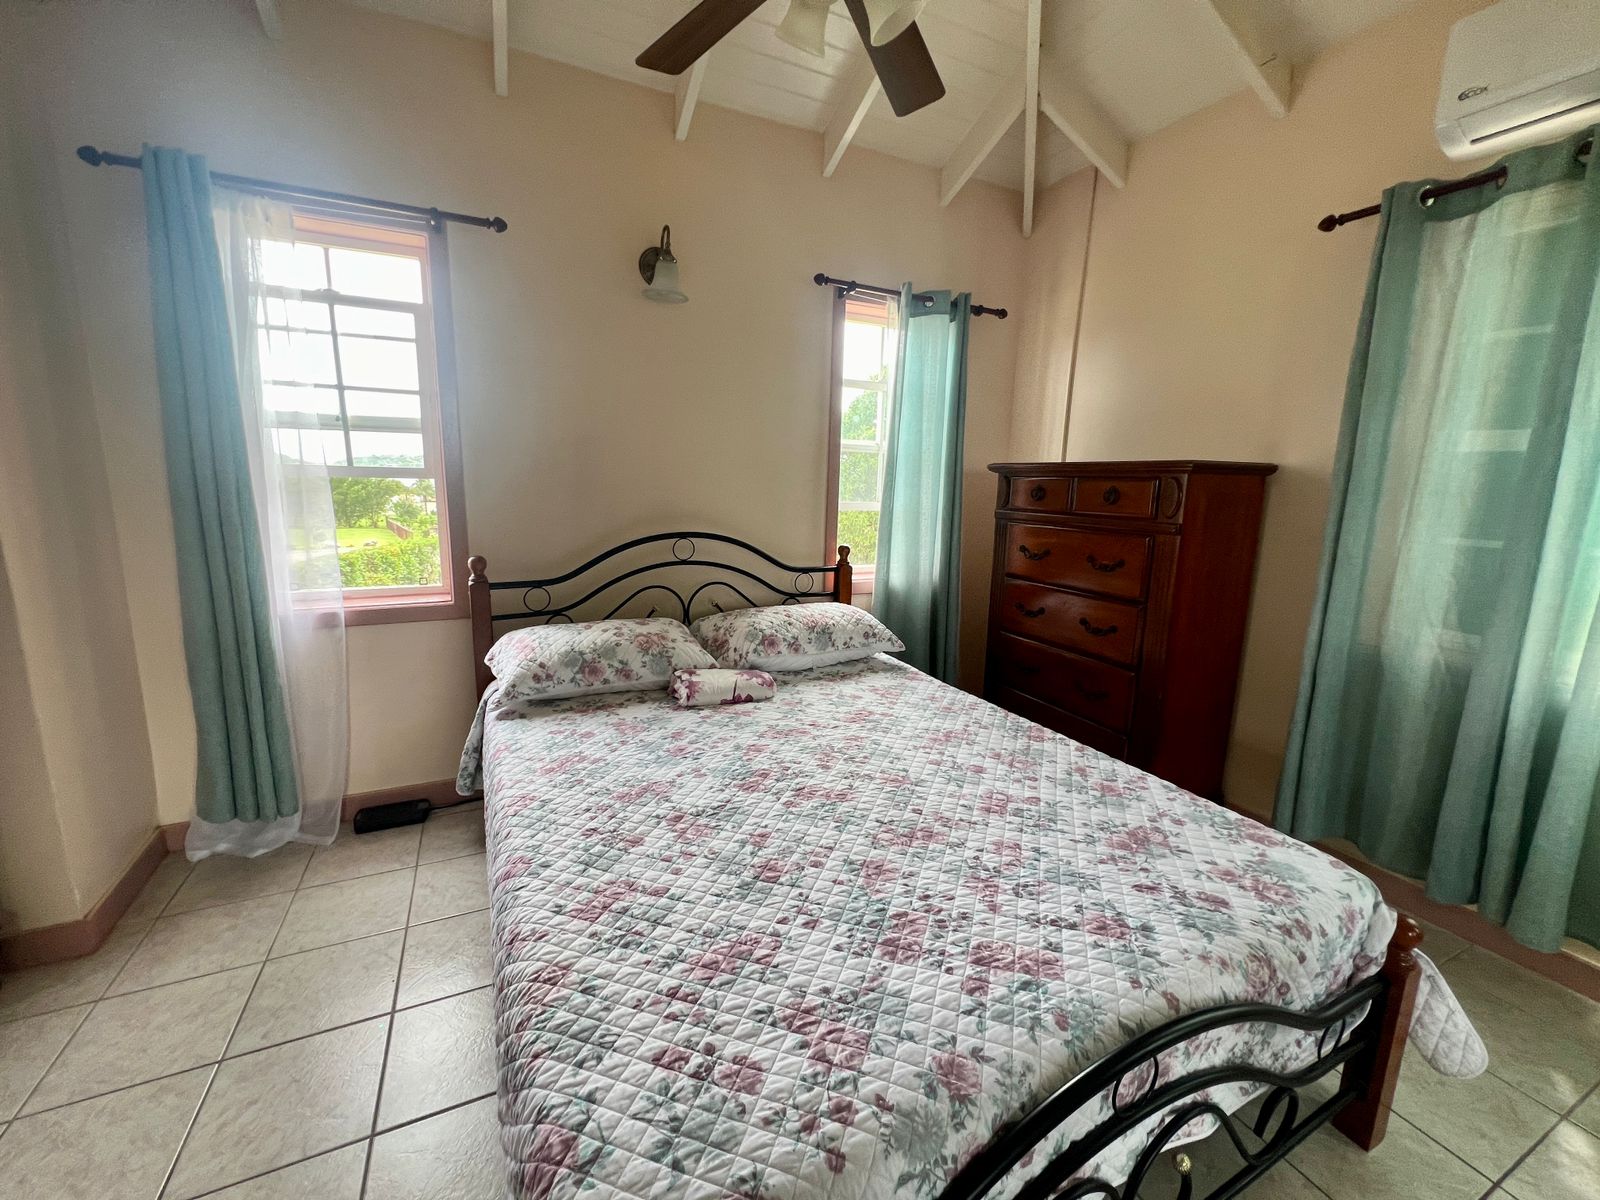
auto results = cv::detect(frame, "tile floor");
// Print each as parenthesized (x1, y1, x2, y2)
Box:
(2, 807, 1598, 1200)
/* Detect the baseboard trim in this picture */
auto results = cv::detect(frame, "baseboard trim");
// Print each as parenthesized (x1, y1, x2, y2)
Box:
(156, 779, 472, 855)
(7, 780, 474, 970)
(1328, 847, 1600, 1004)
(0, 828, 166, 971)
(340, 778, 470, 822)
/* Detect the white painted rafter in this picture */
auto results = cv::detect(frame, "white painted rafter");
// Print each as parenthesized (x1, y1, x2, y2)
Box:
(939, 68, 1026, 207)
(492, 0, 508, 97)
(674, 57, 708, 142)
(1039, 51, 1128, 189)
(1021, 0, 1042, 236)
(822, 57, 881, 178)
(1200, 0, 1291, 118)
(254, 0, 282, 39)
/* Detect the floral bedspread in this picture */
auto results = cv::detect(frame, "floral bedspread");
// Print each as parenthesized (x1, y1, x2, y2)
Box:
(463, 656, 1398, 1200)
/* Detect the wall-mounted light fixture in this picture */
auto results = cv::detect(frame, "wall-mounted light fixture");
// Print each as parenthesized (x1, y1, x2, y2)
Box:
(638, 225, 687, 304)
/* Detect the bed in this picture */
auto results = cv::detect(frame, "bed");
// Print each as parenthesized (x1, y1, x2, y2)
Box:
(459, 533, 1466, 1200)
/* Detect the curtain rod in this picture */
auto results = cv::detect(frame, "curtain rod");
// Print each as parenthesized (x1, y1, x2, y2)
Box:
(1317, 136, 1593, 232)
(813, 273, 1007, 319)
(75, 145, 509, 233)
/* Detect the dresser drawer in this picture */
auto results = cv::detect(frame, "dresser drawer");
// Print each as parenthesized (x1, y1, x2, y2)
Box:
(995, 580, 1140, 665)
(1006, 476, 1070, 513)
(989, 685, 1129, 760)
(1071, 476, 1158, 518)
(1003, 524, 1151, 600)
(989, 634, 1136, 730)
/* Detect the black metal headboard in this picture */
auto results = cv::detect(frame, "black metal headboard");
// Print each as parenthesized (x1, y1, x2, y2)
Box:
(466, 532, 853, 697)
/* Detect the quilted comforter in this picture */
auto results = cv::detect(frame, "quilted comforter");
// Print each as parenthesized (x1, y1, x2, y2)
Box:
(459, 655, 1450, 1200)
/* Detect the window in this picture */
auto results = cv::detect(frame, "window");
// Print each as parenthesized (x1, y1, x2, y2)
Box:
(256, 213, 466, 623)
(826, 291, 897, 577)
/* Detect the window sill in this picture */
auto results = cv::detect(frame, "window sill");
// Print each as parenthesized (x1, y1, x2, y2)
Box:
(343, 595, 466, 627)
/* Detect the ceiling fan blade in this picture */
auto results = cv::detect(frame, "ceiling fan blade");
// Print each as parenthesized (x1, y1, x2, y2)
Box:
(842, 0, 945, 116)
(636, 0, 768, 74)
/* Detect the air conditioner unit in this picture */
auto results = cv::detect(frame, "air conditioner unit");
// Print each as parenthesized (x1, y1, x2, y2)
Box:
(1435, 0, 1600, 161)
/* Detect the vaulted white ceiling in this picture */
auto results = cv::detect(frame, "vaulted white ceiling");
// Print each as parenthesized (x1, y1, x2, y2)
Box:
(334, 0, 1420, 229)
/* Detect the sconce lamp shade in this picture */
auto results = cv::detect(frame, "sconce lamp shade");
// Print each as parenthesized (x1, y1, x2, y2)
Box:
(776, 0, 832, 57)
(639, 225, 688, 303)
(862, 0, 927, 46)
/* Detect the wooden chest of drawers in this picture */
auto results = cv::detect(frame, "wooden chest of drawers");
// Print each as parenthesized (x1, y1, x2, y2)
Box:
(984, 460, 1276, 799)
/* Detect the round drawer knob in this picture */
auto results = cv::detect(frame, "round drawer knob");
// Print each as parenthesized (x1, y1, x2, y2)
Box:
(1102, 485, 1121, 505)
(1029, 485, 1047, 502)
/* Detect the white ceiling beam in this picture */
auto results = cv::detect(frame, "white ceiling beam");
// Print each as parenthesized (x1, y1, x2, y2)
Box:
(1021, 0, 1042, 236)
(940, 68, 1026, 207)
(822, 57, 881, 178)
(674, 57, 708, 142)
(254, 0, 282, 39)
(1200, 0, 1291, 118)
(491, 0, 509, 97)
(1039, 51, 1129, 190)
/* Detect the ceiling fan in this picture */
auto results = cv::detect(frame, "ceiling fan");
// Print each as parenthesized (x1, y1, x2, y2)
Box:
(636, 0, 946, 117)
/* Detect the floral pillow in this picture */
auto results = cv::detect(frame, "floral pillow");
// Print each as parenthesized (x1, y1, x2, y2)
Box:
(486, 618, 716, 708)
(690, 602, 903, 671)
(669, 668, 777, 708)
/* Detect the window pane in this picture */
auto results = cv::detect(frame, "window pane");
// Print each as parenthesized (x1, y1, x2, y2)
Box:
(334, 305, 416, 338)
(329, 476, 443, 590)
(259, 329, 337, 385)
(841, 388, 880, 441)
(264, 383, 340, 419)
(839, 450, 880, 504)
(258, 296, 332, 331)
(837, 509, 880, 566)
(349, 430, 425, 468)
(337, 335, 419, 391)
(273, 426, 347, 467)
(345, 390, 422, 423)
(258, 240, 327, 290)
(843, 321, 887, 380)
(328, 246, 424, 303)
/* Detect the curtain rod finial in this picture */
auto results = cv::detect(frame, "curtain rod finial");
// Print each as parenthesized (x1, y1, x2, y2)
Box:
(488, 217, 508, 233)
(76, 145, 105, 167)
(1317, 214, 1339, 232)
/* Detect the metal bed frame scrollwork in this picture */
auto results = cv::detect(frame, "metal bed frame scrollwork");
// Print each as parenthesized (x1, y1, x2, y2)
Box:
(461, 530, 1422, 1200)
(466, 531, 852, 699)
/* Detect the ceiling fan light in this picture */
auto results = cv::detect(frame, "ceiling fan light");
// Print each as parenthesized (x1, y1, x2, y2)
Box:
(862, 0, 927, 46)
(776, 0, 832, 57)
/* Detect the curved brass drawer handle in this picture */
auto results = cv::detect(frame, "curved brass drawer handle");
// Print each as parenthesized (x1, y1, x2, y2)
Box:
(1018, 544, 1051, 562)
(1079, 618, 1119, 638)
(1015, 603, 1047, 619)
(1086, 555, 1126, 573)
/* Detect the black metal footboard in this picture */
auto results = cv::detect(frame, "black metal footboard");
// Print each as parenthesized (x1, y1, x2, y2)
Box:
(939, 964, 1399, 1200)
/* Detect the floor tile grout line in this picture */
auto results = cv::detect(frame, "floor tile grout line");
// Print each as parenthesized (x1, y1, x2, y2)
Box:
(3, 1002, 94, 1124)
(0, 900, 491, 1030)
(155, 892, 296, 1200)
(1482, 1076, 1600, 1197)
(361, 852, 423, 1197)
(179, 1088, 497, 1200)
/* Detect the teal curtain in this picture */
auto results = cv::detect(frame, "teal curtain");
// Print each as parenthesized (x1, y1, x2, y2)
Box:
(1277, 127, 1600, 952)
(875, 287, 972, 682)
(142, 146, 299, 826)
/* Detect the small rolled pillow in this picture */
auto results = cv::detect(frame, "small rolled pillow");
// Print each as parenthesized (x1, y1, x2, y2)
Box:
(670, 668, 777, 708)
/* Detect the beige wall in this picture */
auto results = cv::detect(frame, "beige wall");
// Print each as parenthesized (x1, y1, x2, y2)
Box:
(1011, 0, 1495, 816)
(0, 64, 161, 931)
(3, 0, 1024, 831)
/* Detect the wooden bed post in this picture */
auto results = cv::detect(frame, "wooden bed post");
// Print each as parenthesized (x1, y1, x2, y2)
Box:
(1333, 914, 1423, 1150)
(468, 555, 494, 699)
(835, 545, 853, 605)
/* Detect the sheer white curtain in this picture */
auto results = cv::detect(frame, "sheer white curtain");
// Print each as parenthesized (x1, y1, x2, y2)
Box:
(187, 190, 348, 858)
